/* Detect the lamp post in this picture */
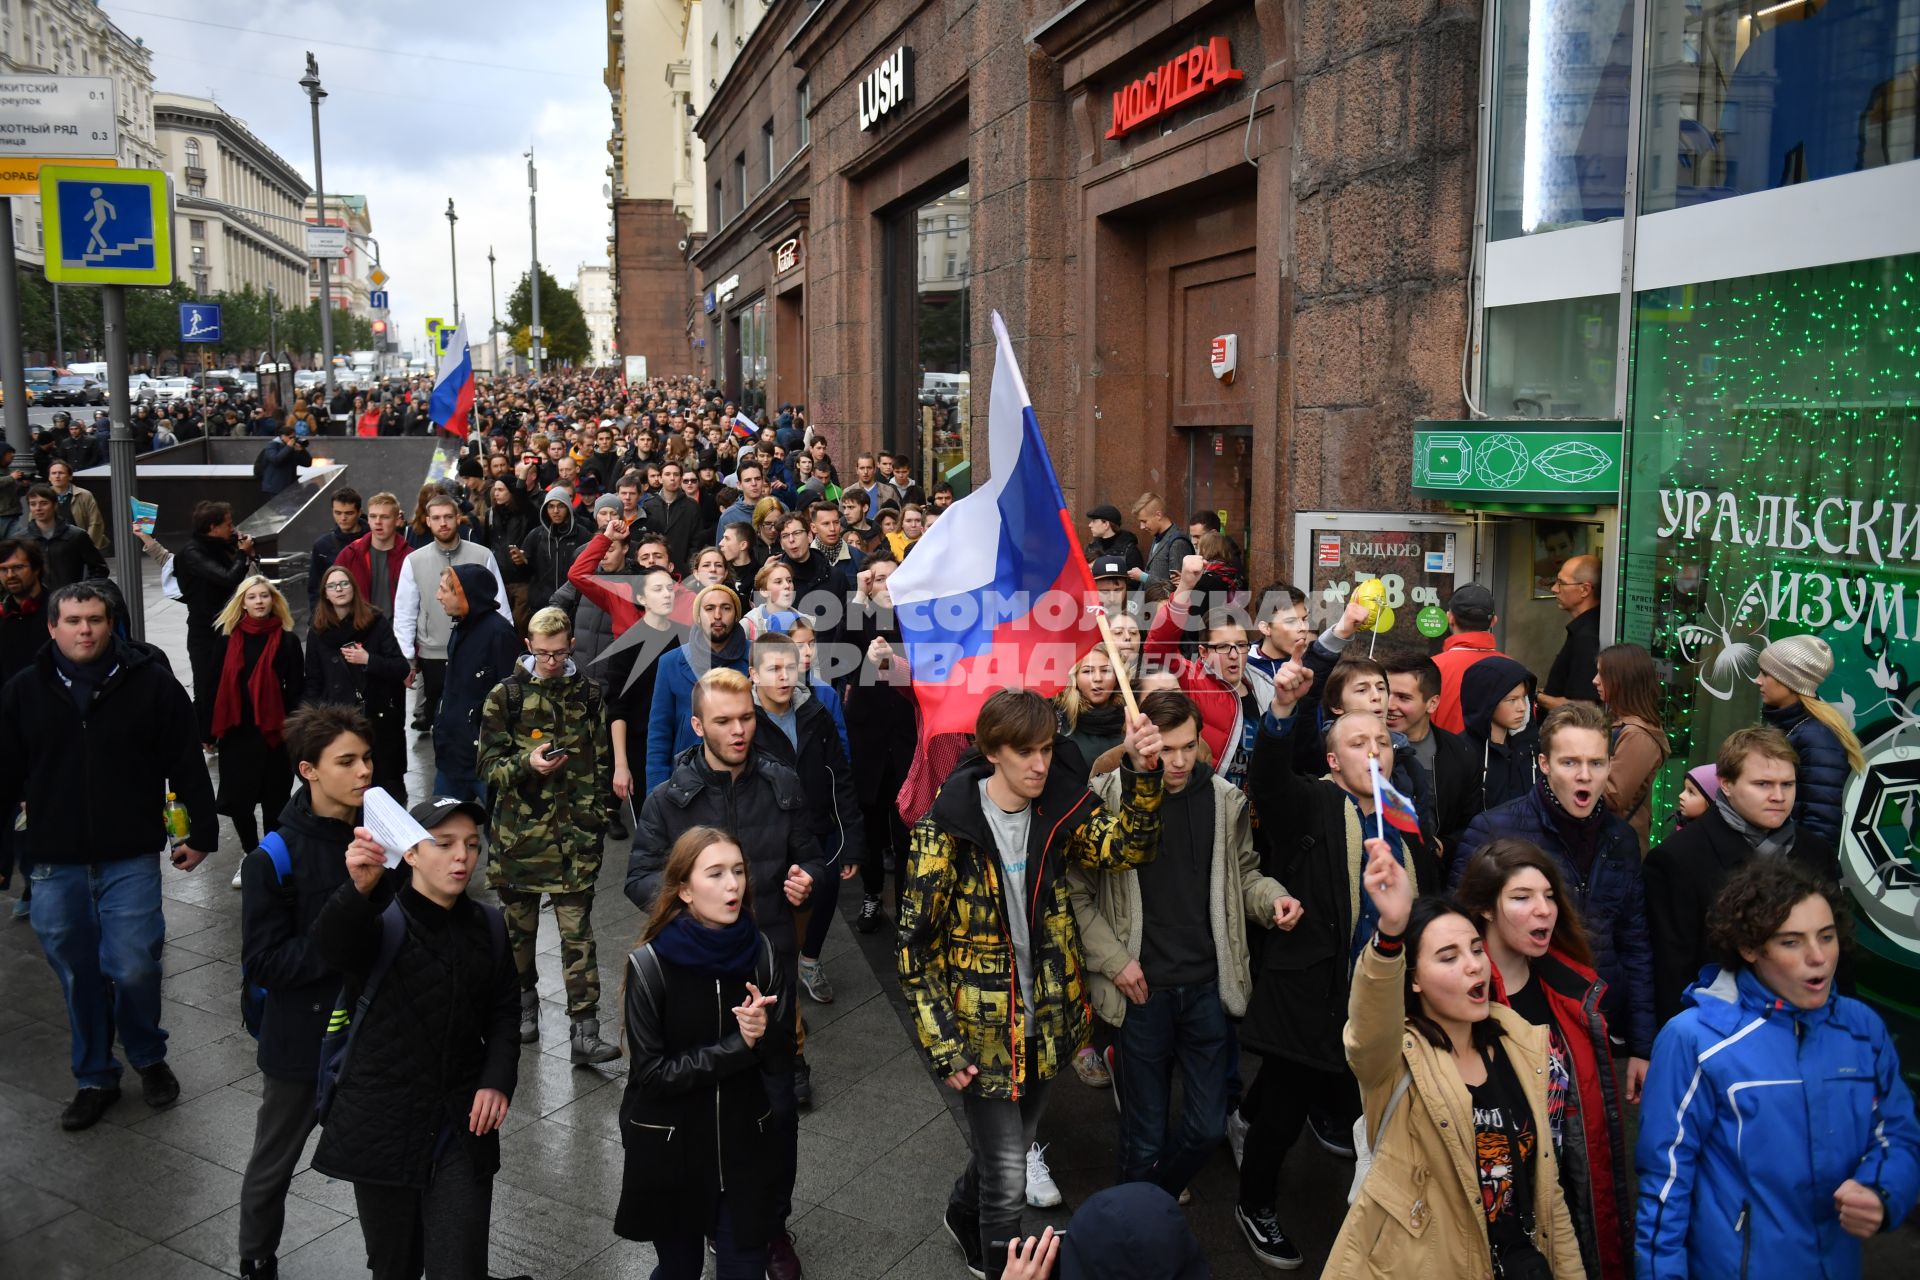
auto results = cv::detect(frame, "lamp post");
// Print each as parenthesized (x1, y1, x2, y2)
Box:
(487, 245, 499, 374)
(527, 149, 542, 375)
(446, 198, 460, 329)
(299, 52, 336, 407)
(266, 284, 278, 363)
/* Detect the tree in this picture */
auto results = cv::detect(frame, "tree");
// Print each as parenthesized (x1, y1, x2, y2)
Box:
(505, 266, 590, 366)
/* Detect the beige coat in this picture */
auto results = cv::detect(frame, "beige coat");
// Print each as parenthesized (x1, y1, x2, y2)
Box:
(58, 484, 106, 550)
(1326, 945, 1586, 1280)
(1605, 714, 1669, 854)
(1067, 770, 1285, 1025)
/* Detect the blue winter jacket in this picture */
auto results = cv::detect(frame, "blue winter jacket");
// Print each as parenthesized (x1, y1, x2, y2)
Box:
(643, 625, 750, 793)
(1762, 701, 1851, 846)
(1636, 966, 1920, 1279)
(1454, 786, 1656, 1056)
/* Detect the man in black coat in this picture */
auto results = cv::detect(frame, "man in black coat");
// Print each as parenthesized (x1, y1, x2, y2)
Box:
(641, 458, 701, 573)
(1385, 654, 1480, 862)
(306, 487, 367, 609)
(1644, 725, 1842, 1024)
(0, 536, 47, 908)
(173, 501, 258, 744)
(0, 583, 217, 1130)
(8, 485, 108, 590)
(256, 423, 309, 496)
(431, 563, 519, 805)
(237, 706, 372, 1276)
(1084, 503, 1144, 575)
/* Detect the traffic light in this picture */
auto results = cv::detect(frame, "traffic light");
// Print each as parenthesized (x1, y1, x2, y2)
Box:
(371, 319, 388, 335)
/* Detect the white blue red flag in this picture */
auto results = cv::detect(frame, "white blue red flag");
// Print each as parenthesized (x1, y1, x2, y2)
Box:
(1368, 754, 1422, 838)
(731, 411, 758, 442)
(888, 311, 1099, 811)
(430, 322, 475, 440)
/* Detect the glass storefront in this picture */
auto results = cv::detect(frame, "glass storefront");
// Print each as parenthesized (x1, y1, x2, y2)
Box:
(735, 297, 767, 420)
(1488, 0, 1635, 238)
(888, 180, 972, 491)
(1483, 294, 1620, 417)
(1643, 0, 1920, 213)
(1621, 251, 1920, 1014)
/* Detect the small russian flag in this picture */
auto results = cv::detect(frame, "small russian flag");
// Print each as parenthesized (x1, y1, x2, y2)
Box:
(1368, 754, 1422, 838)
(731, 411, 758, 442)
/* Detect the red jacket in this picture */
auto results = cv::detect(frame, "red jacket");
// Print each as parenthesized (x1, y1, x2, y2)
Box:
(1490, 949, 1630, 1280)
(332, 533, 411, 615)
(1145, 596, 1270, 768)
(566, 533, 697, 638)
(1431, 630, 1505, 733)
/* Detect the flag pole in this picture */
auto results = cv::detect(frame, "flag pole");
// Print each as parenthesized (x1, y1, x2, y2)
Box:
(1367, 751, 1386, 843)
(1095, 607, 1140, 719)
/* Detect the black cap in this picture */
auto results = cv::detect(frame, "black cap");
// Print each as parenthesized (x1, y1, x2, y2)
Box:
(1449, 583, 1497, 615)
(408, 795, 488, 831)
(1090, 554, 1130, 581)
(1085, 503, 1124, 526)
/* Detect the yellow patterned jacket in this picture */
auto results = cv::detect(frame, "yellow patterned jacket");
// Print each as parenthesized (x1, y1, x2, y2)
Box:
(898, 746, 1162, 1099)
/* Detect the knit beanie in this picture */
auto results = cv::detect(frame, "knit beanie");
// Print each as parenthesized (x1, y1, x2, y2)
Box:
(1756, 633, 1834, 698)
(1685, 763, 1721, 803)
(593, 493, 623, 517)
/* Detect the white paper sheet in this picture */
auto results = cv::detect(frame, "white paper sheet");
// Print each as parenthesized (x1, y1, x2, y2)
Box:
(361, 786, 434, 869)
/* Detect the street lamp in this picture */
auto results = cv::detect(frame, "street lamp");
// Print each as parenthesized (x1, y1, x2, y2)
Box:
(527, 148, 542, 375)
(266, 284, 278, 364)
(487, 244, 499, 374)
(300, 52, 336, 407)
(446, 198, 460, 329)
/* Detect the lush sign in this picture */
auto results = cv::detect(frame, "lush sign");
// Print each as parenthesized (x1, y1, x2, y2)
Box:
(1412, 421, 1622, 502)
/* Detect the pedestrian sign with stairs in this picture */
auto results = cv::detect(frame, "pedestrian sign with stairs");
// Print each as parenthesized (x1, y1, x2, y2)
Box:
(39, 163, 173, 286)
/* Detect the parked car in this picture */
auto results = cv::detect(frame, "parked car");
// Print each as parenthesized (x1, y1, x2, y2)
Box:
(24, 368, 57, 399)
(44, 376, 106, 406)
(153, 377, 197, 404)
(294, 369, 327, 391)
(127, 374, 160, 403)
(196, 371, 245, 393)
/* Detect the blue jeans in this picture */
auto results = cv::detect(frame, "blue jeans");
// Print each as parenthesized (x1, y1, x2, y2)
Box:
(431, 769, 485, 806)
(29, 856, 169, 1088)
(1115, 980, 1232, 1196)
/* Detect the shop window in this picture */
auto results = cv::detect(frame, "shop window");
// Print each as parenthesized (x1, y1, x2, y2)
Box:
(1622, 252, 1920, 873)
(733, 297, 767, 420)
(1482, 295, 1619, 419)
(885, 180, 972, 489)
(1643, 0, 1920, 214)
(1489, 0, 1634, 238)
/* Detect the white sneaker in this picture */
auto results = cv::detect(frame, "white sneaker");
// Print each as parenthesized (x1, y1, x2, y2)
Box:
(1024, 1141, 1062, 1208)
(231, 863, 243, 889)
(1227, 1107, 1249, 1169)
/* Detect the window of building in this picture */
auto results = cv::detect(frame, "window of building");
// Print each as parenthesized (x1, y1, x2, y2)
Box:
(763, 121, 776, 185)
(733, 153, 746, 213)
(189, 219, 206, 241)
(1487, 0, 1633, 238)
(885, 179, 972, 488)
(1482, 295, 1619, 419)
(184, 137, 201, 168)
(1642, 0, 1920, 214)
(188, 180, 204, 197)
(713, 178, 724, 228)
(731, 296, 767, 419)
(191, 245, 206, 267)
(796, 78, 811, 150)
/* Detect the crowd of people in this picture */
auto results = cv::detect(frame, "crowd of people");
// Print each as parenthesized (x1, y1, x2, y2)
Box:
(0, 366, 1913, 1280)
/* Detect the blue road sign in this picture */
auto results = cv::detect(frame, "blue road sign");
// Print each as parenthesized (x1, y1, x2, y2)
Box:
(369, 289, 389, 310)
(179, 303, 222, 343)
(39, 164, 173, 286)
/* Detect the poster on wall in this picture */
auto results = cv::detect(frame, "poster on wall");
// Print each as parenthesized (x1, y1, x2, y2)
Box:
(1532, 519, 1603, 598)
(1293, 515, 1475, 658)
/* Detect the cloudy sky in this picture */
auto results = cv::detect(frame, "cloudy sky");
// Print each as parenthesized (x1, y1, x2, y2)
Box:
(109, 0, 612, 357)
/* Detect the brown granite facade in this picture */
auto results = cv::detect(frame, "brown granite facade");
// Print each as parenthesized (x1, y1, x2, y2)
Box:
(612, 198, 698, 377)
(697, 0, 1481, 580)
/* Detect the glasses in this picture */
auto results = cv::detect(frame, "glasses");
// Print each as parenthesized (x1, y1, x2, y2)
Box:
(1200, 641, 1250, 655)
(529, 648, 570, 662)
(324, 579, 354, 592)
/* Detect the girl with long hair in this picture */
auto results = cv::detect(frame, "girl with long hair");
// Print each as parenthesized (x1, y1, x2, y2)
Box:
(1329, 840, 1583, 1278)
(1593, 642, 1671, 853)
(1457, 839, 1631, 1279)
(742, 559, 798, 639)
(689, 545, 729, 589)
(212, 575, 304, 868)
(482, 479, 533, 631)
(616, 827, 792, 1278)
(1058, 647, 1127, 771)
(306, 565, 409, 800)
(1754, 634, 1865, 846)
(405, 483, 440, 549)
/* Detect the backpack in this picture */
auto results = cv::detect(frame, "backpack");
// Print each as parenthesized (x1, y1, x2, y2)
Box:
(239, 832, 294, 1039)
(1348, 1068, 1413, 1204)
(314, 898, 508, 1123)
(253, 443, 270, 480)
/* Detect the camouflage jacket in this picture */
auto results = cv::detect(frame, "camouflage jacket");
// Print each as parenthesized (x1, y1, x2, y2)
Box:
(477, 657, 613, 893)
(898, 744, 1162, 1100)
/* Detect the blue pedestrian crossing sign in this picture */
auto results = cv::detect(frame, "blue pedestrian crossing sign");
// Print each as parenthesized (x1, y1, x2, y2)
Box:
(179, 303, 222, 343)
(39, 164, 173, 286)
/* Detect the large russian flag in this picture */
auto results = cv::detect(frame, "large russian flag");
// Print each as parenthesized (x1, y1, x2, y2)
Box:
(889, 312, 1099, 812)
(430, 322, 475, 440)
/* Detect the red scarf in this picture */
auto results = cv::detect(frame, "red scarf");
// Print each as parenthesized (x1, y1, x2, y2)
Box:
(211, 613, 288, 746)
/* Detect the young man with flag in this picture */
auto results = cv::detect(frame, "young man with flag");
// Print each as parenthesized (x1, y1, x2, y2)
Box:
(1232, 653, 1441, 1270)
(903, 689, 1164, 1280)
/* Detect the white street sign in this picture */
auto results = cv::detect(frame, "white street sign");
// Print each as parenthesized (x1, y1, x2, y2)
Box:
(0, 76, 118, 158)
(306, 225, 348, 259)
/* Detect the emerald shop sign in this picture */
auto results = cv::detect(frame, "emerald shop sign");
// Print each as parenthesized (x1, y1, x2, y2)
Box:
(1105, 36, 1244, 140)
(1412, 420, 1623, 504)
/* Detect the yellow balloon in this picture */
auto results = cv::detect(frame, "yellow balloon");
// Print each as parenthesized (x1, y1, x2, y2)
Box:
(1351, 578, 1387, 607)
(1371, 605, 1396, 634)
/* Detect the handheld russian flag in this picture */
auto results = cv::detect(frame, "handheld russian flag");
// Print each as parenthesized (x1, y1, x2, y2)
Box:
(730, 411, 758, 442)
(1367, 753, 1422, 839)
(430, 321, 475, 440)
(889, 311, 1100, 822)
